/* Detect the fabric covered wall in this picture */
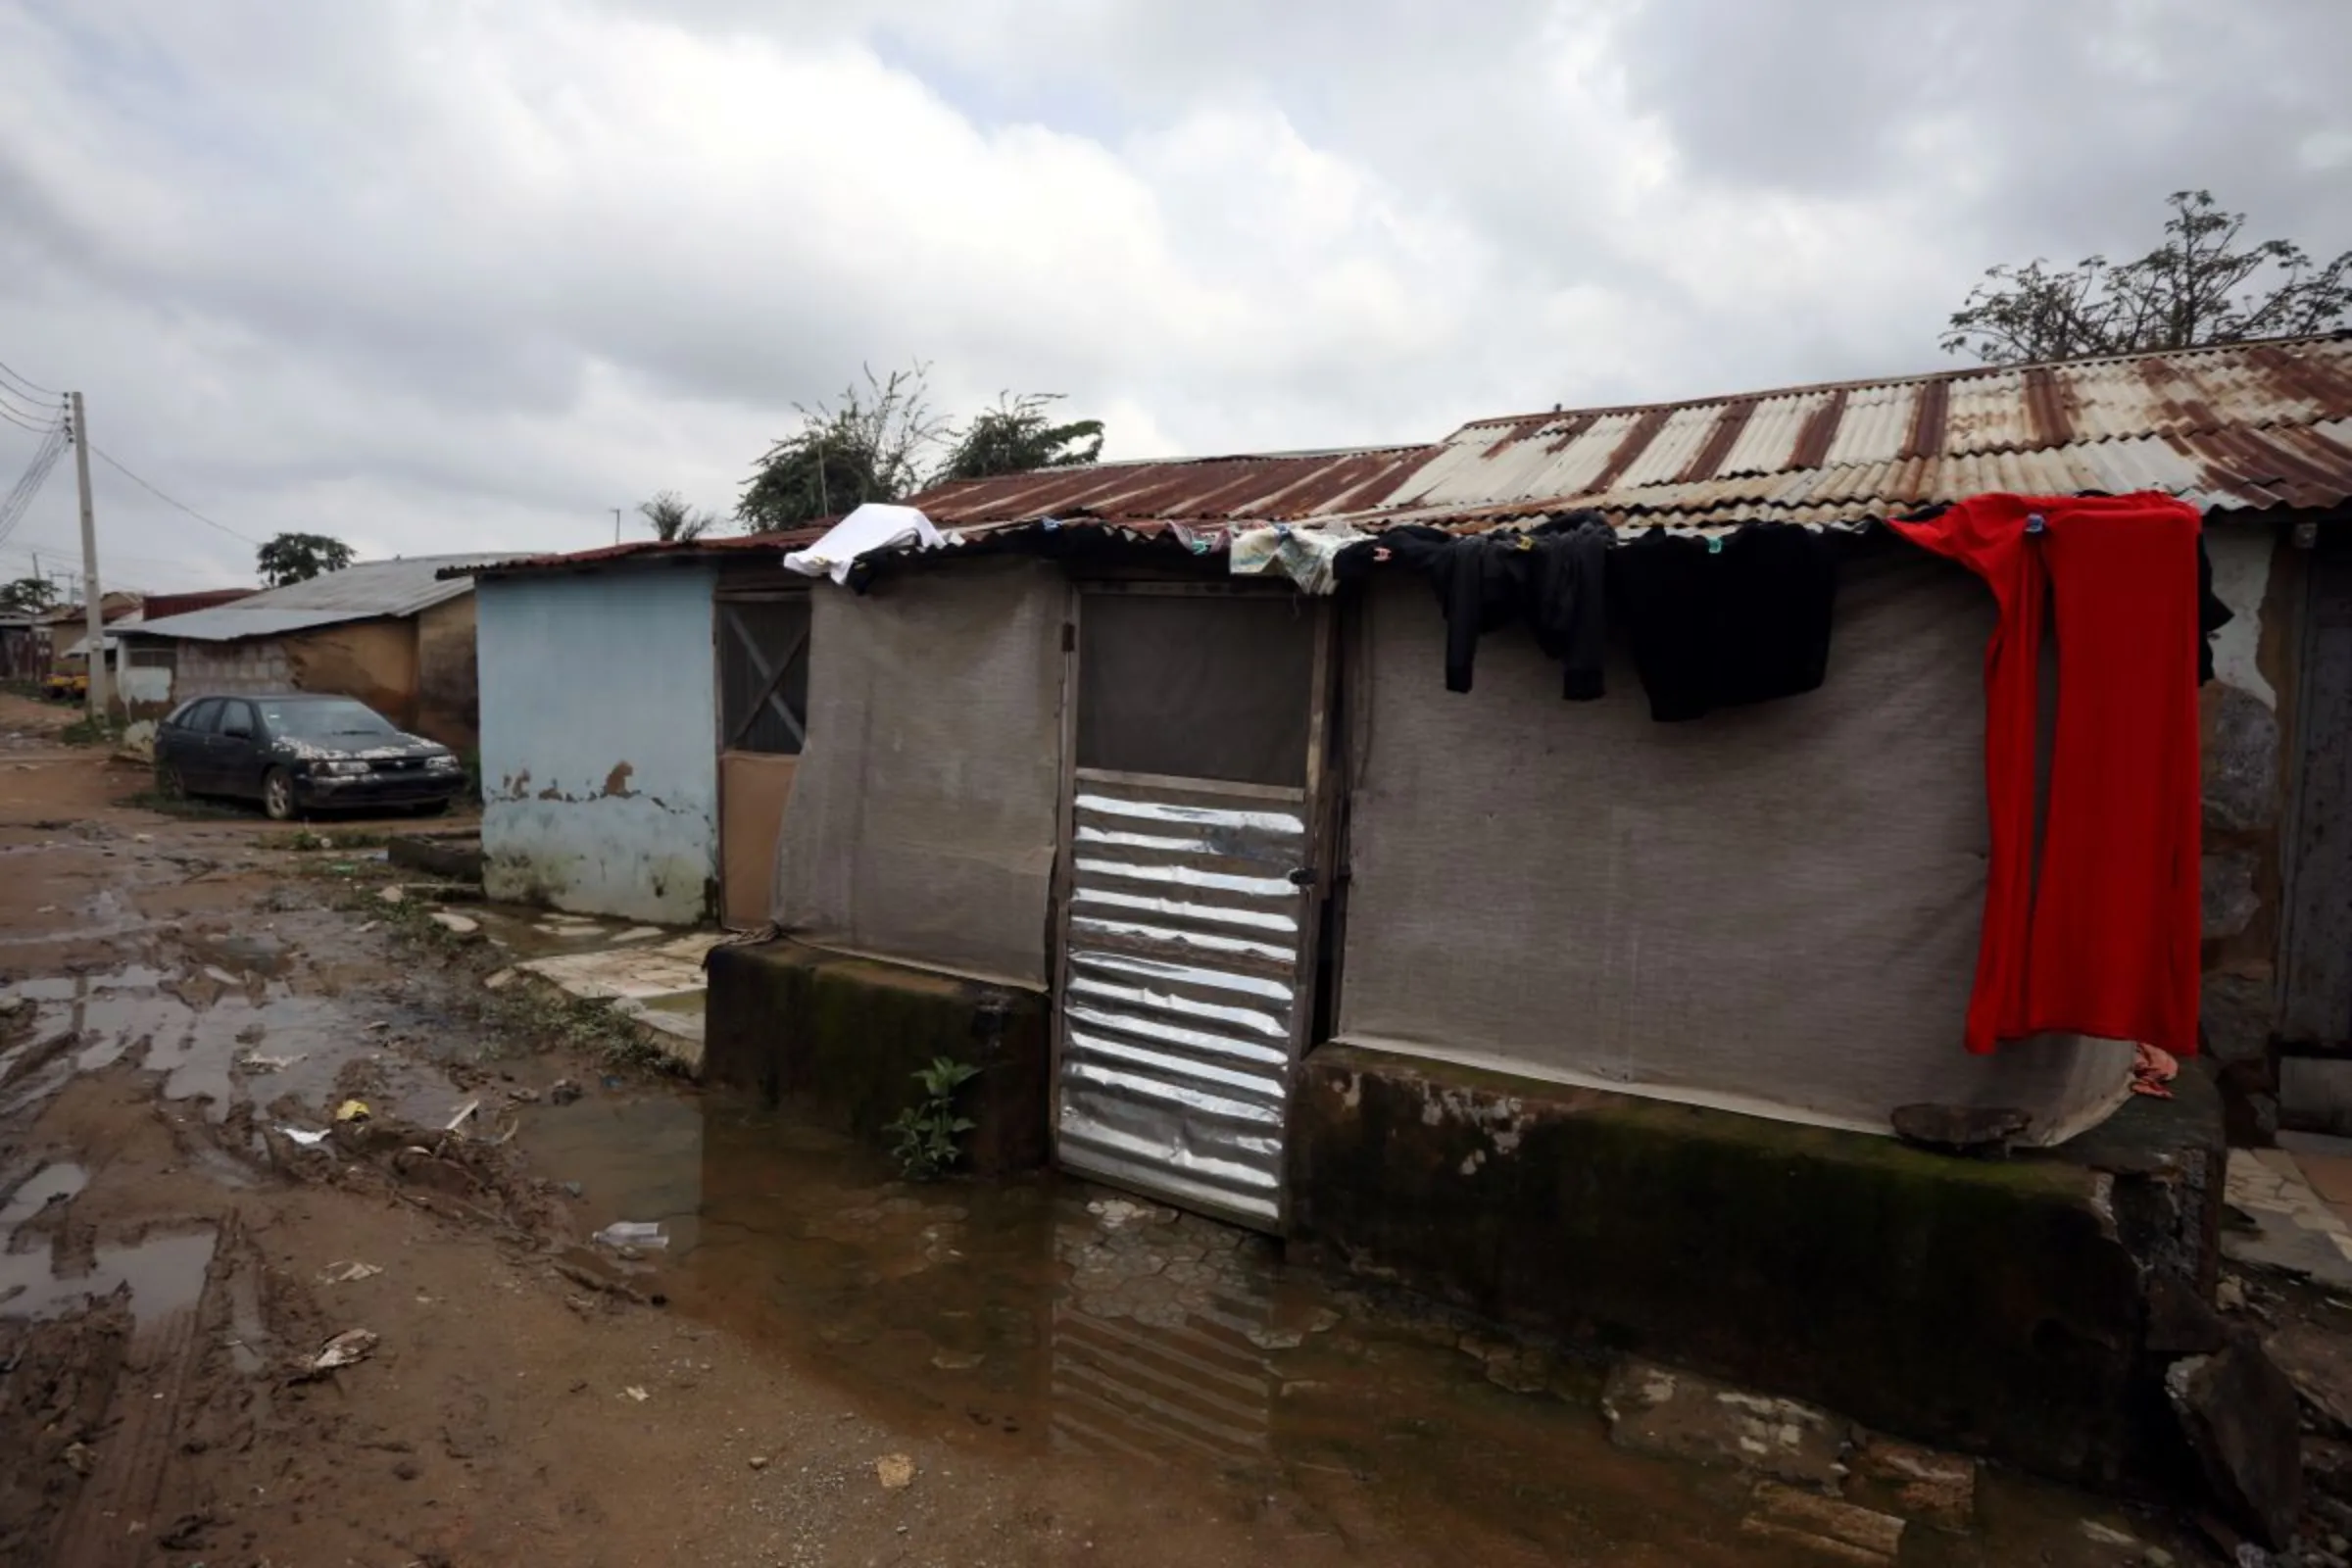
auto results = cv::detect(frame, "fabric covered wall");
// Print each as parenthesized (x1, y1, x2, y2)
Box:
(1337, 540, 2132, 1141)
(772, 560, 1064, 989)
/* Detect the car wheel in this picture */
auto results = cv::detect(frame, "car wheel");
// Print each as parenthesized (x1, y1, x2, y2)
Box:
(262, 767, 297, 822)
(155, 760, 186, 801)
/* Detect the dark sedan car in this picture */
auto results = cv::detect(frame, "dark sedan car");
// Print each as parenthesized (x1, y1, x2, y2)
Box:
(154, 693, 466, 820)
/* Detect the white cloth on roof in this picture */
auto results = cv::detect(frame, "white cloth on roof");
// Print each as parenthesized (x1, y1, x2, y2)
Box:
(1228, 522, 1369, 596)
(782, 504, 944, 584)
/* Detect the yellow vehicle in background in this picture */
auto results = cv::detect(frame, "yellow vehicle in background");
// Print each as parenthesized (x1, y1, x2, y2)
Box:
(41, 658, 89, 702)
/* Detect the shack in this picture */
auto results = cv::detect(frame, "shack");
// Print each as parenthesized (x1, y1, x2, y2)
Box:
(688, 331, 2352, 1485)
(126, 556, 500, 753)
(457, 532, 821, 927)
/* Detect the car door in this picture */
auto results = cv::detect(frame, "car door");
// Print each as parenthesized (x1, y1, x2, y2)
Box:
(211, 701, 266, 799)
(166, 700, 221, 790)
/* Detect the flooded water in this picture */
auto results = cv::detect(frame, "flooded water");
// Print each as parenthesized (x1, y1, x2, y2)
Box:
(521, 1089, 2177, 1568)
(0, 957, 465, 1128)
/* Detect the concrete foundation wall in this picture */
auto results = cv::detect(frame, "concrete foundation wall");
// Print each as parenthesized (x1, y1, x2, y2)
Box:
(476, 567, 720, 925)
(705, 938, 1051, 1176)
(1291, 1042, 2225, 1489)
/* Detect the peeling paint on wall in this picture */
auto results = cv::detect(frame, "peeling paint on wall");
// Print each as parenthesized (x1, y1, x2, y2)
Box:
(2207, 529, 2277, 710)
(475, 565, 720, 925)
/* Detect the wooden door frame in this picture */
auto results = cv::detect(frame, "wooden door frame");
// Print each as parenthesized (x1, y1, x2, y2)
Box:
(1045, 579, 1338, 1234)
(711, 584, 811, 930)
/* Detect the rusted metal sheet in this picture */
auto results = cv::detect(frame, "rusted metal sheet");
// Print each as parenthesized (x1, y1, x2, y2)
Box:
(489, 334, 2352, 588)
(1054, 773, 1311, 1231)
(914, 446, 1440, 528)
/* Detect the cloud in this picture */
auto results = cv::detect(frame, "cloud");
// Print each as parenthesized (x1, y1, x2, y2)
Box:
(0, 0, 2344, 590)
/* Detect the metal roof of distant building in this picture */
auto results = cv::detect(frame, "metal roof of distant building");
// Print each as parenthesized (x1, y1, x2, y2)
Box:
(132, 554, 506, 642)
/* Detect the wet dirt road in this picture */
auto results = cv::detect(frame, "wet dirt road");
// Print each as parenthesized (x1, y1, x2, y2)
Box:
(0, 691, 2214, 1566)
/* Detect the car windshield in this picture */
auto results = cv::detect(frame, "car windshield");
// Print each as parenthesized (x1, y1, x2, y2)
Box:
(260, 699, 398, 740)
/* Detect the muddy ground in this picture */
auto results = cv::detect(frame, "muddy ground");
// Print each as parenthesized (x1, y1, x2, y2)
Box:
(0, 685, 2339, 1567)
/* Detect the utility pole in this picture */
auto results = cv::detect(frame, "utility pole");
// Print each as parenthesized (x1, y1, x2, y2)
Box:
(612, 507, 622, 544)
(70, 392, 108, 717)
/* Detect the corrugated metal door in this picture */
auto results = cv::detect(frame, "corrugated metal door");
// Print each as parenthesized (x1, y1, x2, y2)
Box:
(1053, 587, 1331, 1232)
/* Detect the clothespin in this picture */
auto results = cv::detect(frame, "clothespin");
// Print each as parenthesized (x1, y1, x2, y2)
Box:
(1706, 535, 1725, 555)
(2024, 512, 2046, 536)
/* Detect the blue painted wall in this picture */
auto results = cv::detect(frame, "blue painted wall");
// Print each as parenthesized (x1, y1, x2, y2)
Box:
(476, 566, 718, 924)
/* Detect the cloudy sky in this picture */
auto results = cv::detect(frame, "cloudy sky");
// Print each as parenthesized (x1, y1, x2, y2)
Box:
(0, 0, 2346, 592)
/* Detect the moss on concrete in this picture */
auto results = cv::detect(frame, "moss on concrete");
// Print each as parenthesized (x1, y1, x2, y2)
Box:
(705, 939, 1049, 1176)
(1291, 1044, 2223, 1488)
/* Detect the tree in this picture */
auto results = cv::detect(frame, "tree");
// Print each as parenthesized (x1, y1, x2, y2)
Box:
(0, 576, 59, 613)
(637, 491, 717, 543)
(938, 393, 1104, 482)
(1942, 190, 2352, 365)
(737, 365, 950, 532)
(256, 532, 356, 588)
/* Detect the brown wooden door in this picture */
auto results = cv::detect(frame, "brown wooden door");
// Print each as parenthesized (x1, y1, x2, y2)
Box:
(715, 593, 811, 929)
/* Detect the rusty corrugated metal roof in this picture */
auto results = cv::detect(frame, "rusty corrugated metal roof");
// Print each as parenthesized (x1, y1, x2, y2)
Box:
(908, 446, 1443, 526)
(447, 527, 833, 579)
(1370, 332, 2352, 526)
(899, 332, 2352, 539)
(471, 332, 2352, 586)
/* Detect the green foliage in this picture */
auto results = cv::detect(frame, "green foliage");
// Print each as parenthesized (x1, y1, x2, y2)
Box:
(737, 364, 947, 532)
(638, 491, 717, 543)
(0, 576, 60, 612)
(1944, 190, 2352, 365)
(256, 532, 356, 587)
(887, 1055, 981, 1182)
(57, 712, 123, 747)
(939, 393, 1103, 481)
(737, 366, 1106, 530)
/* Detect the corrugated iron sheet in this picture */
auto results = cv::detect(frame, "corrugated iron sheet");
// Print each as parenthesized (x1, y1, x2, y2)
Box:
(483, 333, 2352, 587)
(137, 554, 506, 641)
(912, 447, 1441, 527)
(1386, 333, 2352, 529)
(457, 528, 831, 579)
(1055, 775, 1310, 1231)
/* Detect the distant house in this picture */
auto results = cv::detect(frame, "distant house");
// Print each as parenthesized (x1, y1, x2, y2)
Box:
(125, 556, 504, 752)
(0, 613, 34, 681)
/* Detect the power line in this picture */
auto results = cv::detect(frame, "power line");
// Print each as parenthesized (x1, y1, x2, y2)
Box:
(0, 402, 63, 436)
(0, 356, 60, 401)
(0, 423, 70, 551)
(85, 443, 261, 546)
(0, 385, 63, 426)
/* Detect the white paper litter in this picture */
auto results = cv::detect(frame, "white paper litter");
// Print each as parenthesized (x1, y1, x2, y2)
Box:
(595, 1221, 669, 1250)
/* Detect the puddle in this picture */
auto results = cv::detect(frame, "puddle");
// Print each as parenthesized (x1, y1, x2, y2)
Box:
(0, 1225, 219, 1325)
(4, 959, 464, 1128)
(0, 1161, 88, 1226)
(522, 1091, 2177, 1567)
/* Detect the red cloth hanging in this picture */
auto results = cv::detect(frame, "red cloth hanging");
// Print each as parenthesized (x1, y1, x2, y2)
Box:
(1888, 493, 2202, 1057)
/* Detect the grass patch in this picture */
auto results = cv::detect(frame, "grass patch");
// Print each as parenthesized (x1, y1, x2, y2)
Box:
(58, 714, 125, 747)
(482, 986, 683, 1077)
(288, 828, 392, 852)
